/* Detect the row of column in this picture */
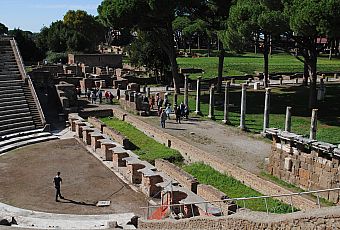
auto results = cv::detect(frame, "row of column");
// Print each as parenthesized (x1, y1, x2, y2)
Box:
(194, 80, 319, 140)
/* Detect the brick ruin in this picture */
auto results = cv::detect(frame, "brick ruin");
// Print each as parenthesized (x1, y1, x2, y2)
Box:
(266, 128, 340, 203)
(68, 113, 238, 221)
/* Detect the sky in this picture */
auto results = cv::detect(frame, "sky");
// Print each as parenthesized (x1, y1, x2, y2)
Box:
(0, 0, 103, 32)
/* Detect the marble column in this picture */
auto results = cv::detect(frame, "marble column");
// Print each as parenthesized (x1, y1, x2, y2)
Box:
(222, 81, 231, 124)
(263, 88, 271, 132)
(240, 84, 247, 130)
(208, 84, 215, 119)
(285, 107, 292, 132)
(195, 77, 201, 115)
(310, 109, 318, 140)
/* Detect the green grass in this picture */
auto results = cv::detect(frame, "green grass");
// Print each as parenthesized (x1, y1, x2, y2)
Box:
(101, 117, 183, 164)
(170, 83, 340, 145)
(183, 163, 298, 213)
(177, 52, 340, 79)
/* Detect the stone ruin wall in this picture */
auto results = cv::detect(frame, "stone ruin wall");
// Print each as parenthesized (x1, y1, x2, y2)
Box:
(266, 130, 340, 203)
(87, 116, 133, 149)
(139, 205, 340, 230)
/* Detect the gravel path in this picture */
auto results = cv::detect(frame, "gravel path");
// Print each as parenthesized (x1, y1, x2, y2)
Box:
(140, 115, 271, 175)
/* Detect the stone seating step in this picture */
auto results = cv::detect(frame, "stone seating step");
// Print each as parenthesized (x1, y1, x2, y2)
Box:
(0, 92, 26, 100)
(0, 84, 22, 90)
(0, 112, 31, 121)
(0, 120, 35, 132)
(0, 128, 44, 140)
(0, 88, 24, 95)
(0, 103, 28, 112)
(0, 96, 25, 104)
(0, 124, 36, 137)
(0, 107, 30, 116)
(0, 132, 52, 149)
(0, 116, 33, 126)
(0, 135, 59, 154)
(0, 76, 22, 81)
(0, 99, 28, 107)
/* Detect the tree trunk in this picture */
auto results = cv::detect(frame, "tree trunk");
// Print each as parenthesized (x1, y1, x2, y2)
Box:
(217, 44, 225, 93)
(303, 61, 309, 86)
(329, 40, 333, 60)
(207, 38, 211, 57)
(169, 46, 180, 94)
(306, 41, 318, 109)
(255, 33, 258, 55)
(197, 35, 200, 50)
(263, 33, 269, 88)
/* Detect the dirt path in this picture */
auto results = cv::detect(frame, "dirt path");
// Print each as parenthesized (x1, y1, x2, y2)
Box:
(0, 139, 147, 216)
(140, 115, 271, 175)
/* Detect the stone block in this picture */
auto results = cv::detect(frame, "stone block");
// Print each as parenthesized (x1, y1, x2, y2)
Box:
(284, 157, 292, 171)
(90, 133, 104, 151)
(99, 140, 116, 160)
(82, 127, 95, 145)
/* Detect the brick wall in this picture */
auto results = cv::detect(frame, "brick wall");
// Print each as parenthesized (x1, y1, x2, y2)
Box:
(155, 159, 198, 193)
(139, 206, 340, 229)
(88, 117, 106, 132)
(102, 126, 132, 149)
(267, 141, 340, 203)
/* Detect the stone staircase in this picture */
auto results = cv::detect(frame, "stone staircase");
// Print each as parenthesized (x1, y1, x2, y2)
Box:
(0, 37, 57, 153)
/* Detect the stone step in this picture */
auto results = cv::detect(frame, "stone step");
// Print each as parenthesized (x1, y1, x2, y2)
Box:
(0, 88, 24, 95)
(0, 128, 44, 140)
(0, 120, 35, 131)
(0, 99, 27, 107)
(0, 135, 58, 154)
(0, 107, 30, 116)
(0, 124, 36, 137)
(0, 84, 22, 90)
(0, 132, 52, 149)
(0, 92, 25, 99)
(0, 76, 22, 80)
(0, 80, 23, 86)
(0, 112, 31, 121)
(0, 116, 33, 126)
(0, 96, 25, 104)
(0, 103, 28, 113)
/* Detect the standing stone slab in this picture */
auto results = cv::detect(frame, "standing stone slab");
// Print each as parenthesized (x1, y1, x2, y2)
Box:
(285, 107, 292, 132)
(184, 74, 189, 106)
(195, 77, 201, 115)
(310, 109, 318, 140)
(208, 85, 215, 119)
(240, 84, 247, 130)
(263, 88, 271, 132)
(222, 81, 231, 124)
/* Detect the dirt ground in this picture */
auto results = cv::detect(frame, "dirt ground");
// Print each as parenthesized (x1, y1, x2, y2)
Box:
(0, 139, 147, 216)
(141, 115, 271, 174)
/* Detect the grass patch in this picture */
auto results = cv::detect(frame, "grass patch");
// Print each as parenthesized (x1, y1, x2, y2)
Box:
(170, 83, 340, 145)
(101, 117, 183, 165)
(178, 52, 340, 79)
(183, 163, 298, 213)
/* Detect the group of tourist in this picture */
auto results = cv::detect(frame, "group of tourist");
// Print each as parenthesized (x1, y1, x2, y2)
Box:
(154, 92, 189, 128)
(83, 88, 116, 104)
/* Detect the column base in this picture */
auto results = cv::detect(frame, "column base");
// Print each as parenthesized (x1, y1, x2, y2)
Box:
(207, 115, 215, 120)
(194, 110, 202, 115)
(222, 119, 230, 125)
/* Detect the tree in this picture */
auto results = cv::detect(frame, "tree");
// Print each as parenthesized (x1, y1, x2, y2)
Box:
(128, 31, 171, 82)
(0, 22, 8, 35)
(225, 0, 287, 87)
(8, 29, 44, 62)
(98, 0, 184, 93)
(284, 0, 340, 108)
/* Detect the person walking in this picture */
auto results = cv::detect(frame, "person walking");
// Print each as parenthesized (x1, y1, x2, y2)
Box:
(97, 90, 103, 104)
(165, 104, 172, 120)
(175, 105, 181, 124)
(91, 90, 97, 104)
(53, 172, 64, 202)
(160, 109, 167, 128)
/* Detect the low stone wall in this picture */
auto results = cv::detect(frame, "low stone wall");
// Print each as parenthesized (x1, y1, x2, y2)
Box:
(78, 109, 113, 118)
(155, 159, 198, 193)
(139, 206, 340, 229)
(197, 184, 237, 215)
(102, 126, 132, 150)
(87, 117, 106, 132)
(266, 129, 340, 203)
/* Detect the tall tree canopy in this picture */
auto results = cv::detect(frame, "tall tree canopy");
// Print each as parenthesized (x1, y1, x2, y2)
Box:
(0, 22, 8, 35)
(284, 0, 340, 108)
(225, 0, 287, 87)
(98, 0, 185, 93)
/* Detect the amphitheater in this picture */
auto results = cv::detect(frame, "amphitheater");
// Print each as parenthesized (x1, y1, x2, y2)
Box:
(1, 36, 340, 230)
